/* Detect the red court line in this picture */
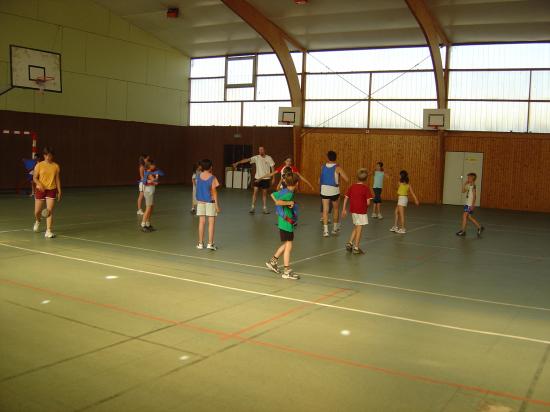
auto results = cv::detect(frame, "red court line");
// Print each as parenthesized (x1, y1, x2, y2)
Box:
(2, 278, 549, 408)
(223, 287, 349, 340)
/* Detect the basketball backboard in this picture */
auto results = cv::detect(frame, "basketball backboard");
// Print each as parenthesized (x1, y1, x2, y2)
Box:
(423, 108, 450, 130)
(278, 107, 301, 126)
(10, 45, 62, 93)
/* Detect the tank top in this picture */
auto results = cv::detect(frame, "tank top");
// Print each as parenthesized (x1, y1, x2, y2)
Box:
(196, 174, 215, 202)
(397, 183, 409, 196)
(320, 163, 338, 187)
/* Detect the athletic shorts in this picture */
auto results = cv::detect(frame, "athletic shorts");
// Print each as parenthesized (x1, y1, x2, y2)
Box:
(35, 188, 57, 200)
(463, 205, 474, 215)
(397, 195, 408, 207)
(197, 202, 217, 217)
(321, 194, 340, 202)
(352, 213, 369, 226)
(255, 179, 271, 189)
(138, 182, 144, 192)
(280, 229, 294, 242)
(373, 188, 382, 204)
(143, 185, 155, 207)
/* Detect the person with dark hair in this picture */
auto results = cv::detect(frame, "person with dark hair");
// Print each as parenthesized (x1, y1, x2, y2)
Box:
(233, 146, 275, 214)
(257, 156, 314, 191)
(137, 153, 150, 215)
(456, 173, 485, 237)
(266, 173, 300, 280)
(190, 162, 202, 214)
(372, 161, 385, 219)
(196, 159, 220, 251)
(390, 170, 419, 234)
(33, 147, 61, 238)
(320, 150, 349, 237)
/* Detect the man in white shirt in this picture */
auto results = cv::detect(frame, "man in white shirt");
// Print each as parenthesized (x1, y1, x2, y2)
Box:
(233, 146, 275, 214)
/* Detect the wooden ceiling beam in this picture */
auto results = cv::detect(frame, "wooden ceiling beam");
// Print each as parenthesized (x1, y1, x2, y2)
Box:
(221, 0, 304, 108)
(405, 0, 450, 109)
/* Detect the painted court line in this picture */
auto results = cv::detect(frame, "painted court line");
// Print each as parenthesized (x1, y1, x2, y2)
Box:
(292, 224, 437, 264)
(50, 235, 550, 312)
(0, 229, 27, 234)
(1, 242, 550, 346)
(1, 277, 549, 408)
(223, 287, 349, 340)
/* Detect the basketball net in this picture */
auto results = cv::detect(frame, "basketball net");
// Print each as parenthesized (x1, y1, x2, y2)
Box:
(33, 76, 54, 95)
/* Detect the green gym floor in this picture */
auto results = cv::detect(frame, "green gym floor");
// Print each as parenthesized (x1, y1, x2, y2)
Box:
(1, 186, 549, 412)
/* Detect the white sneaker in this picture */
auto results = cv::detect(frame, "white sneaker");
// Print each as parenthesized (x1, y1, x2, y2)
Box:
(397, 228, 407, 234)
(378, 214, 383, 219)
(323, 231, 329, 237)
(196, 243, 204, 250)
(137, 209, 144, 215)
(207, 243, 217, 251)
(371, 213, 377, 218)
(331, 228, 340, 235)
(33, 221, 40, 232)
(45, 230, 55, 238)
(390, 226, 398, 232)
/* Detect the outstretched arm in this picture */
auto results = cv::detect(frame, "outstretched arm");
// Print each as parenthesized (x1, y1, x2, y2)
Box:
(232, 158, 251, 168)
(337, 166, 349, 183)
(409, 185, 419, 206)
(296, 172, 314, 190)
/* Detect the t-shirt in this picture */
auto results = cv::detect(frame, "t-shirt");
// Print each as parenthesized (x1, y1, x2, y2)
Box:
(373, 171, 384, 189)
(34, 161, 60, 190)
(320, 163, 339, 196)
(275, 164, 299, 177)
(250, 155, 275, 179)
(273, 189, 295, 233)
(465, 183, 476, 207)
(346, 183, 373, 214)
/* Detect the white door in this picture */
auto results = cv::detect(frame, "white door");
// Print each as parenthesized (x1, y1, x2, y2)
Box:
(443, 152, 483, 206)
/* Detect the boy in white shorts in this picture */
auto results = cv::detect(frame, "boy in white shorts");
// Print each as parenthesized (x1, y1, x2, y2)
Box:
(195, 159, 221, 251)
(341, 168, 373, 254)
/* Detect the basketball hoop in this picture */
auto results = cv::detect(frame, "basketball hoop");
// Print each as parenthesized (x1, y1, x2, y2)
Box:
(32, 75, 54, 95)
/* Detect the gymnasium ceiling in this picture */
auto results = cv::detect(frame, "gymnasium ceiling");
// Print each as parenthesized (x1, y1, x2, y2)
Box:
(94, 0, 550, 57)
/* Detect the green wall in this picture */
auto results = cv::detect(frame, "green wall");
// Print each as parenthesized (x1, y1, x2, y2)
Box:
(0, 0, 189, 126)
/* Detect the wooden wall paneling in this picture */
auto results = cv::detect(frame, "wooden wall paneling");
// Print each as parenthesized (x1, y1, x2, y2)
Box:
(299, 129, 440, 204)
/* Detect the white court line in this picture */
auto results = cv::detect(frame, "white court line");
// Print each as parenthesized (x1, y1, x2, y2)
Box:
(399, 241, 548, 261)
(57, 234, 550, 312)
(1, 242, 550, 346)
(293, 224, 436, 264)
(0, 229, 27, 234)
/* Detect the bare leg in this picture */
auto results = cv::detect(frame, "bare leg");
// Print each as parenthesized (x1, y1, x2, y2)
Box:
(262, 189, 268, 209)
(332, 199, 340, 224)
(468, 214, 481, 229)
(34, 199, 44, 222)
(251, 186, 259, 208)
(208, 216, 216, 244)
(393, 206, 399, 228)
(354, 225, 363, 247)
(45, 198, 56, 231)
(274, 242, 286, 259)
(282, 241, 293, 267)
(398, 206, 406, 229)
(348, 226, 356, 245)
(322, 199, 331, 225)
(142, 205, 154, 225)
(461, 212, 468, 231)
(198, 216, 206, 244)
(137, 192, 144, 210)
